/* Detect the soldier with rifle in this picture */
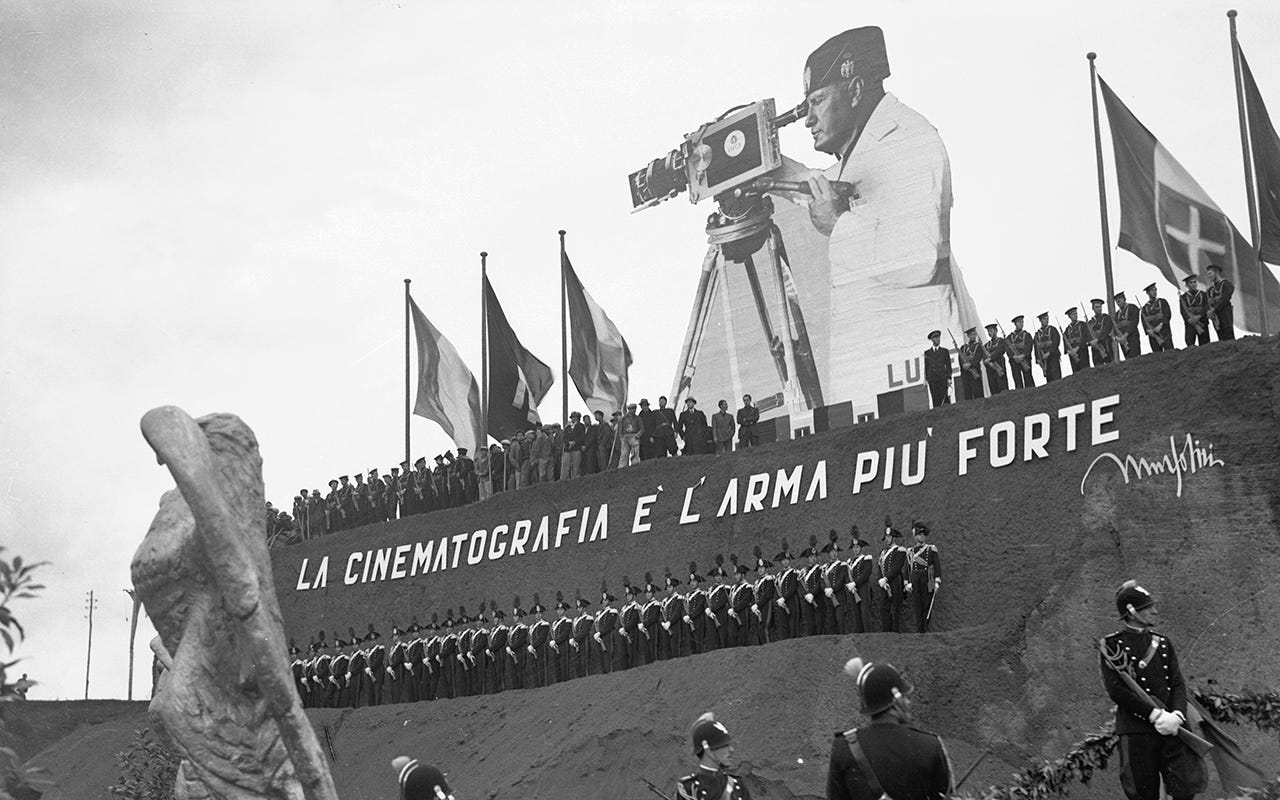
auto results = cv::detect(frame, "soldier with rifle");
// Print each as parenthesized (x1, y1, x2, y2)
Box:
(905, 522, 942, 633)
(1179, 275, 1210, 347)
(981, 323, 1008, 394)
(1141, 283, 1175, 353)
(1062, 307, 1091, 374)
(846, 530, 874, 633)
(1004, 316, 1035, 389)
(324, 479, 342, 534)
(1206, 263, 1235, 341)
(1098, 580, 1208, 800)
(1088, 298, 1115, 364)
(877, 520, 908, 633)
(956, 328, 985, 400)
(1113, 292, 1141, 359)
(1033, 313, 1062, 382)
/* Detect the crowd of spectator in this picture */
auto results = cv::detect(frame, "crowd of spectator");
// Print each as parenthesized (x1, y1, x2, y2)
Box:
(271, 394, 764, 544)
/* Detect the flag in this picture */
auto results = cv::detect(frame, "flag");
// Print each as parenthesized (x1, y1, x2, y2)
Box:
(562, 252, 633, 416)
(484, 274, 553, 441)
(408, 295, 483, 454)
(1240, 47, 1280, 264)
(1099, 76, 1280, 332)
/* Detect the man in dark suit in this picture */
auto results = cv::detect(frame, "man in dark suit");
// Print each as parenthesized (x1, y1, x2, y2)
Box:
(827, 658, 953, 800)
(923, 330, 952, 407)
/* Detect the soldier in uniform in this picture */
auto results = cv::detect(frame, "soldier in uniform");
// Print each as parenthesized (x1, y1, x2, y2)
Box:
(657, 396, 680, 456)
(1005, 316, 1035, 389)
(906, 522, 942, 633)
(338, 475, 358, 527)
(1099, 581, 1206, 800)
(923, 330, 952, 407)
(385, 467, 401, 520)
(827, 658, 953, 800)
(981, 323, 1008, 394)
(773, 546, 801, 640)
(506, 600, 527, 691)
(393, 757, 455, 800)
(748, 553, 776, 646)
(1141, 283, 1175, 353)
(640, 574, 663, 664)
(527, 594, 551, 688)
(1179, 275, 1210, 347)
(684, 562, 708, 655)
(1206, 263, 1235, 341)
(1063, 307, 1091, 374)
(414, 457, 433, 514)
(1088, 298, 1115, 365)
(820, 530, 847, 633)
(736, 394, 760, 449)
(571, 592, 594, 677)
(958, 328, 984, 400)
(877, 523, 907, 633)
(1033, 312, 1062, 383)
(846, 532, 875, 634)
(1113, 292, 1141, 360)
(352, 472, 369, 527)
(325, 479, 342, 533)
(660, 576, 686, 660)
(677, 713, 752, 800)
(549, 592, 574, 682)
(800, 535, 825, 636)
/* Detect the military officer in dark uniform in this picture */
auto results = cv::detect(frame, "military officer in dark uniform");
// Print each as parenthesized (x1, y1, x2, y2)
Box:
(906, 522, 941, 633)
(1098, 581, 1206, 800)
(1179, 275, 1210, 346)
(1005, 316, 1035, 389)
(1033, 312, 1062, 382)
(958, 328, 984, 400)
(981, 323, 1007, 394)
(846, 532, 874, 634)
(827, 657, 953, 800)
(736, 394, 760, 449)
(677, 713, 752, 800)
(324, 479, 342, 533)
(1088, 298, 1115, 364)
(876, 523, 907, 633)
(1141, 283, 1175, 353)
(1063, 306, 1091, 373)
(351, 472, 369, 527)
(1206, 263, 1235, 341)
(922, 330, 952, 407)
(1113, 292, 1141, 360)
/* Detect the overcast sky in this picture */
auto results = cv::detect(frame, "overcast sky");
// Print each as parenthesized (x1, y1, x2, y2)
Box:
(3, 1, 1277, 700)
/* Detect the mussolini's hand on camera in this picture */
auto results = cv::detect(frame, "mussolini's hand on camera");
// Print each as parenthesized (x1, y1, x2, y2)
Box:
(805, 172, 848, 236)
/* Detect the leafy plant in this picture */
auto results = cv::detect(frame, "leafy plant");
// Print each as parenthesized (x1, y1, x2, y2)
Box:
(106, 729, 179, 800)
(0, 547, 52, 800)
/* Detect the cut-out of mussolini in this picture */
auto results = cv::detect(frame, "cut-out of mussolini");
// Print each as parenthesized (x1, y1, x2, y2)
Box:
(675, 27, 982, 426)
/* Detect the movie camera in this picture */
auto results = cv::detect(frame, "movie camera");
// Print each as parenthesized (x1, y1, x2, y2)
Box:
(626, 98, 855, 225)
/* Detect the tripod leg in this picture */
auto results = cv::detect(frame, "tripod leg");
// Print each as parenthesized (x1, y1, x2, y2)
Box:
(671, 246, 723, 403)
(739, 253, 789, 385)
(766, 226, 824, 410)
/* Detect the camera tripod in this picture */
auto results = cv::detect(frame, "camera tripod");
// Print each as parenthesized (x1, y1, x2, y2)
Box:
(673, 191, 823, 425)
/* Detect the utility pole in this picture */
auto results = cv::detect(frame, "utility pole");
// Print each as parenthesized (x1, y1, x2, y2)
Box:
(84, 590, 98, 700)
(124, 588, 141, 701)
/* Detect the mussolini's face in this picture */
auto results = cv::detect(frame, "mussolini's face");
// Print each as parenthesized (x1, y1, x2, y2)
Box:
(806, 82, 859, 155)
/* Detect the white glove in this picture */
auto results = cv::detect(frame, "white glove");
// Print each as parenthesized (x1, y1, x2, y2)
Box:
(364, 667, 373, 676)
(505, 647, 515, 658)
(683, 615, 693, 625)
(804, 592, 815, 604)
(775, 598, 786, 609)
(456, 654, 465, 664)
(704, 608, 715, 619)
(905, 583, 913, 594)
(845, 582, 857, 594)
(570, 640, 580, 651)
(640, 627, 650, 639)
(728, 609, 740, 622)
(1152, 709, 1182, 736)
(385, 667, 395, 677)
(751, 606, 762, 620)
(549, 642, 559, 653)
(824, 587, 834, 597)
(878, 579, 890, 592)
(526, 645, 536, 656)
(934, 579, 941, 591)
(661, 621, 671, 632)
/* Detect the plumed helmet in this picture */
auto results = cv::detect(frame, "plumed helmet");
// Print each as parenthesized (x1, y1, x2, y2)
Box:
(394, 756, 454, 800)
(809, 533, 819, 546)
(689, 712, 732, 755)
(844, 657, 913, 716)
(715, 553, 724, 566)
(753, 543, 763, 557)
(1114, 579, 1155, 619)
(689, 560, 698, 573)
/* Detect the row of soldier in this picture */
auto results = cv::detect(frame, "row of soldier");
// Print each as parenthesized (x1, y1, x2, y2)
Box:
(288, 520, 942, 707)
(929, 268, 1236, 404)
(286, 395, 767, 540)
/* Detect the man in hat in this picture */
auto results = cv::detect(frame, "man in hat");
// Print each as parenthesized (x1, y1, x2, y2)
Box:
(657, 396, 680, 456)
(677, 397, 710, 455)
(958, 328, 984, 401)
(386, 467, 402, 519)
(1005, 316, 1035, 389)
(923, 330, 952, 408)
(306, 489, 325, 537)
(828, 657, 953, 800)
(1179, 275, 1210, 347)
(711, 399, 736, 454)
(392, 756, 456, 800)
(1088, 298, 1115, 365)
(561, 412, 584, 480)
(337, 475, 357, 528)
(677, 713, 752, 800)
(324, 479, 342, 533)
(736, 394, 760, 449)
(352, 471, 370, 527)
(1141, 283, 1175, 353)
(530, 427, 553, 486)
(593, 410, 615, 472)
(455, 448, 476, 504)
(413, 456, 433, 514)
(877, 523, 907, 633)
(1033, 312, 1062, 382)
(432, 454, 451, 509)
(581, 411, 599, 475)
(906, 522, 941, 634)
(1063, 306, 1092, 374)
(981, 323, 1007, 394)
(504, 434, 524, 491)
(619, 403, 642, 467)
(475, 443, 492, 501)
(846, 531, 875, 634)
(637, 398, 658, 460)
(767, 27, 980, 420)
(1113, 292, 1142, 360)
(1206, 263, 1235, 341)
(1099, 581, 1206, 800)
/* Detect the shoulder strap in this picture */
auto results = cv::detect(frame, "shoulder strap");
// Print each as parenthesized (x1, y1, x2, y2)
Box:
(843, 729, 892, 800)
(1139, 635, 1161, 669)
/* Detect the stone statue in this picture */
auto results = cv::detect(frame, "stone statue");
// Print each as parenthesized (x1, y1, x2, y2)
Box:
(132, 407, 338, 800)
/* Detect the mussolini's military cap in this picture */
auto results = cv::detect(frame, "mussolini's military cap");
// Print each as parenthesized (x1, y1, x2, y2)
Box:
(1011, 314, 1024, 323)
(804, 27, 890, 96)
(1144, 282, 1158, 292)
(926, 330, 941, 340)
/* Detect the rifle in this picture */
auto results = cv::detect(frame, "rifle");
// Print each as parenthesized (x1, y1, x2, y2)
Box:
(1095, 638, 1214, 757)
(981, 340, 1006, 377)
(640, 777, 674, 800)
(954, 748, 990, 790)
(1140, 292, 1168, 349)
(999, 321, 1028, 369)
(949, 329, 980, 379)
(1057, 314, 1081, 359)
(1080, 300, 1108, 358)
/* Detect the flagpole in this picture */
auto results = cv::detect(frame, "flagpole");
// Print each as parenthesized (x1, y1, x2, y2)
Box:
(404, 278, 411, 469)
(1087, 52, 1118, 320)
(481, 251, 489, 442)
(1228, 9, 1268, 336)
(559, 229, 568, 426)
